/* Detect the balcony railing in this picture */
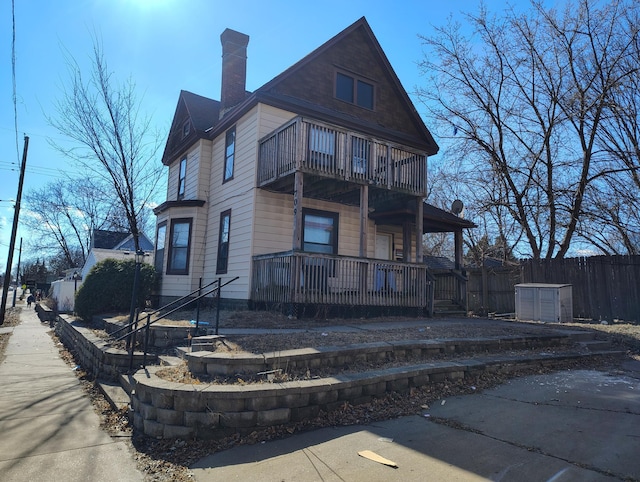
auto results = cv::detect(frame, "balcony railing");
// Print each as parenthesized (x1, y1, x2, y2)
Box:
(258, 117, 427, 196)
(251, 251, 429, 308)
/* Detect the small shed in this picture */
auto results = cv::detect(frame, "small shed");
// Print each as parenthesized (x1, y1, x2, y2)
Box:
(515, 283, 573, 323)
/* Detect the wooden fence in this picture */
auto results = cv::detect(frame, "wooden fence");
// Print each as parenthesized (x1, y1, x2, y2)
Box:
(467, 255, 640, 322)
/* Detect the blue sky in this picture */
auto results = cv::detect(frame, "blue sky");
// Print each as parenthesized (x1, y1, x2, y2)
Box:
(0, 0, 534, 272)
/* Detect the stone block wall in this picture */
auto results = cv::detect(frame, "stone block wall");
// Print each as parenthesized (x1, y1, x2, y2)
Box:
(185, 334, 572, 377)
(56, 316, 155, 381)
(130, 349, 600, 440)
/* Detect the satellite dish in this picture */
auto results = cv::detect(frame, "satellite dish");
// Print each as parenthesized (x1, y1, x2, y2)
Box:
(451, 199, 464, 215)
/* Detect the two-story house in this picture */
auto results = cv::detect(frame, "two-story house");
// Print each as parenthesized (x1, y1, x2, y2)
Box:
(153, 17, 474, 315)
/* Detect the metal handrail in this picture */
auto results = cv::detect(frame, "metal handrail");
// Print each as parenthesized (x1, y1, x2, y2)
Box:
(109, 278, 221, 338)
(116, 276, 239, 369)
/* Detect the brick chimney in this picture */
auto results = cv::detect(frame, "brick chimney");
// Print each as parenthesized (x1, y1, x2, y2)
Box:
(220, 28, 249, 118)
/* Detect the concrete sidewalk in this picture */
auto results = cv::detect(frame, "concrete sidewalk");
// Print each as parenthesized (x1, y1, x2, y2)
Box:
(0, 305, 143, 482)
(191, 367, 640, 481)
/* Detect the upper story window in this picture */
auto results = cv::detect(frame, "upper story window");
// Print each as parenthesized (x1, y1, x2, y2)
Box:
(308, 125, 336, 168)
(335, 72, 374, 110)
(167, 218, 192, 275)
(177, 158, 187, 200)
(352, 136, 370, 175)
(224, 126, 235, 182)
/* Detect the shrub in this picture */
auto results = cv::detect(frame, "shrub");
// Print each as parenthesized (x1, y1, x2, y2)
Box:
(74, 258, 158, 321)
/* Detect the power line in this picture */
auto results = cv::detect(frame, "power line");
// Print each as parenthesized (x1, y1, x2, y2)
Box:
(11, 0, 19, 163)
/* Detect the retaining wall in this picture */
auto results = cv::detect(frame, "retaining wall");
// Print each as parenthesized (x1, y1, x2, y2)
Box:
(56, 315, 156, 381)
(130, 350, 608, 440)
(185, 334, 573, 376)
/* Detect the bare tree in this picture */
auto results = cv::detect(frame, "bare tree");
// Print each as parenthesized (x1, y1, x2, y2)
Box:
(48, 40, 163, 252)
(23, 177, 129, 266)
(418, 0, 639, 258)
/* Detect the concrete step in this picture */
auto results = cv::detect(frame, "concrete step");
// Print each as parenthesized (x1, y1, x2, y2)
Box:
(98, 379, 130, 411)
(158, 355, 183, 367)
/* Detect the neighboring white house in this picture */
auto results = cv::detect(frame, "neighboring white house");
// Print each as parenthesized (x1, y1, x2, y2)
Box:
(51, 229, 154, 312)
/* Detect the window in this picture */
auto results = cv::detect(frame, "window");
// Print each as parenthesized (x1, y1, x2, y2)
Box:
(177, 158, 187, 200)
(224, 127, 235, 182)
(335, 72, 374, 109)
(182, 120, 190, 138)
(352, 136, 370, 175)
(167, 219, 192, 274)
(154, 223, 167, 273)
(216, 210, 231, 274)
(302, 209, 338, 254)
(308, 125, 335, 167)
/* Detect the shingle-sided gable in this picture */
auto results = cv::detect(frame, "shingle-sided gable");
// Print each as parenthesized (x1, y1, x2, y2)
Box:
(257, 18, 438, 154)
(161, 90, 221, 165)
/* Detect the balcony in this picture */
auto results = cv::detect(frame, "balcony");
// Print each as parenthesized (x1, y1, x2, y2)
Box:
(258, 117, 427, 203)
(251, 251, 429, 309)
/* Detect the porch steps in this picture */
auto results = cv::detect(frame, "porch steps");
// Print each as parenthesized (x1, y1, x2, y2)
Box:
(432, 299, 467, 317)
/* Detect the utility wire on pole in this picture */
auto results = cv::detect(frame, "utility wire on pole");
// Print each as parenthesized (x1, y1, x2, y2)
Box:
(0, 136, 29, 324)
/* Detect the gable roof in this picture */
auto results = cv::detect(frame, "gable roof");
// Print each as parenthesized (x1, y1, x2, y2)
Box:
(161, 91, 221, 164)
(161, 17, 438, 165)
(90, 229, 154, 251)
(254, 17, 438, 153)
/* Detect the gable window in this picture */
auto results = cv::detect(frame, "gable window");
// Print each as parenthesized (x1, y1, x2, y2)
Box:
(167, 218, 192, 275)
(182, 120, 190, 138)
(154, 222, 167, 273)
(224, 127, 235, 182)
(302, 209, 338, 254)
(216, 210, 231, 274)
(177, 157, 187, 200)
(335, 72, 374, 110)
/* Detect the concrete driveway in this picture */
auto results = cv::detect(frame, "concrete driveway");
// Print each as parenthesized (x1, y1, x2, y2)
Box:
(192, 365, 640, 481)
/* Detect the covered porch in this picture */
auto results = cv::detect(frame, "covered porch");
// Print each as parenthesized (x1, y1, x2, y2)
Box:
(252, 115, 475, 315)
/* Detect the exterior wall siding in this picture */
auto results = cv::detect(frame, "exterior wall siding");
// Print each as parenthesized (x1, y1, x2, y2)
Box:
(202, 106, 261, 301)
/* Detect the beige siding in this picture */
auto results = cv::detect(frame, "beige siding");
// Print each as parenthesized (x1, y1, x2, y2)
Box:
(166, 144, 202, 202)
(156, 204, 208, 297)
(201, 106, 261, 301)
(197, 140, 212, 200)
(253, 190, 377, 258)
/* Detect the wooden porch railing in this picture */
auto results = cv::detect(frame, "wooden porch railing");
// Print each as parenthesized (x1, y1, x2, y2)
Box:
(258, 117, 427, 196)
(252, 251, 429, 308)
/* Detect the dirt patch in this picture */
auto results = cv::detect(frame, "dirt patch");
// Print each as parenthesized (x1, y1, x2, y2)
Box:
(0, 307, 22, 363)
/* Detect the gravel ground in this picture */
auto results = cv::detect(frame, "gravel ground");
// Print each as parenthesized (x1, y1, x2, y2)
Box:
(3, 308, 639, 482)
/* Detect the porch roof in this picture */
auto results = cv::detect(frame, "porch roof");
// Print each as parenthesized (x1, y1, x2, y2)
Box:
(369, 201, 476, 233)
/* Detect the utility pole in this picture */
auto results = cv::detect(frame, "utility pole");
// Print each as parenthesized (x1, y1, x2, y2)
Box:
(0, 136, 29, 324)
(11, 238, 22, 307)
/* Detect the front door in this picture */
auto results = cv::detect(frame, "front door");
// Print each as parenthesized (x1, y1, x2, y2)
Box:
(375, 233, 392, 260)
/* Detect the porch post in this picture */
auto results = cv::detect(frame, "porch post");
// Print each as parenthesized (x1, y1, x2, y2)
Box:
(416, 198, 423, 263)
(402, 223, 411, 262)
(454, 230, 463, 270)
(292, 171, 303, 250)
(359, 185, 368, 257)
(291, 171, 304, 306)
